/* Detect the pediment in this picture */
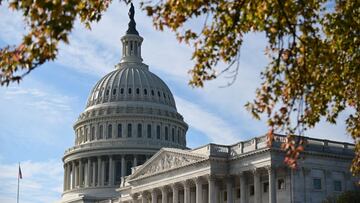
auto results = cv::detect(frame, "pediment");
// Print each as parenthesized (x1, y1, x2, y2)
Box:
(129, 148, 208, 180)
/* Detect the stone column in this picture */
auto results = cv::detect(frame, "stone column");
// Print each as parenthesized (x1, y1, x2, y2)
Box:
(92, 161, 96, 187)
(268, 167, 276, 203)
(226, 176, 234, 203)
(121, 155, 126, 177)
(97, 157, 101, 186)
(63, 164, 67, 191)
(74, 162, 78, 187)
(239, 172, 246, 203)
(71, 162, 75, 189)
(86, 159, 91, 187)
(151, 190, 158, 203)
(161, 187, 168, 203)
(208, 176, 216, 203)
(184, 181, 191, 203)
(195, 178, 202, 203)
(101, 158, 105, 186)
(172, 184, 179, 203)
(253, 169, 261, 203)
(133, 155, 138, 167)
(79, 159, 83, 187)
(109, 155, 114, 186)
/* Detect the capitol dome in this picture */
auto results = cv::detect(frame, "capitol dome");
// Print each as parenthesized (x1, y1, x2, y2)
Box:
(61, 4, 188, 202)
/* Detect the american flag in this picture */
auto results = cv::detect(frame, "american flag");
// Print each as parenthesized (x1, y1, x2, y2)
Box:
(18, 165, 22, 179)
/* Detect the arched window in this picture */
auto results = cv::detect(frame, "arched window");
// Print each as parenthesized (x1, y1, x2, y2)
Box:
(156, 125, 161, 139)
(128, 88, 132, 94)
(99, 125, 103, 139)
(117, 124, 122, 138)
(137, 124, 142, 137)
(172, 128, 175, 141)
(147, 124, 152, 138)
(120, 88, 124, 94)
(106, 89, 110, 95)
(158, 91, 161, 97)
(91, 126, 95, 140)
(163, 93, 166, 98)
(127, 124, 132, 137)
(136, 88, 140, 94)
(107, 124, 112, 139)
(144, 89, 148, 95)
(112, 89, 117, 95)
(151, 90, 154, 96)
(165, 127, 169, 140)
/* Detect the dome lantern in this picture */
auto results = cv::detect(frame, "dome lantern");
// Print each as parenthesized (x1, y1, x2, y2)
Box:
(120, 3, 143, 64)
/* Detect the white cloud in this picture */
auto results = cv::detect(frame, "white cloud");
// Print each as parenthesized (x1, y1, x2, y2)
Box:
(175, 96, 239, 144)
(0, 160, 63, 203)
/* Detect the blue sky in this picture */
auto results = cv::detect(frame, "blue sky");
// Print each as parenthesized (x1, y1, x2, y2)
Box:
(0, 1, 353, 203)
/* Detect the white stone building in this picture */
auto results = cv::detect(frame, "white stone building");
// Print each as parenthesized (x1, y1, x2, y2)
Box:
(60, 4, 358, 203)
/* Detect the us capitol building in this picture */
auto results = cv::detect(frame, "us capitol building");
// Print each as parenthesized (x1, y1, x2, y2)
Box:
(60, 4, 358, 203)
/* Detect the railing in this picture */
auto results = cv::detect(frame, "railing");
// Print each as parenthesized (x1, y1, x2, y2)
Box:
(191, 134, 355, 158)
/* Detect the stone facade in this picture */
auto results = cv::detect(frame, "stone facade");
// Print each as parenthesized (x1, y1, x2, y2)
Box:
(116, 135, 357, 203)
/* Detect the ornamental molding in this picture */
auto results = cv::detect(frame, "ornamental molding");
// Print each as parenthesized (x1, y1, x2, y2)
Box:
(129, 148, 208, 180)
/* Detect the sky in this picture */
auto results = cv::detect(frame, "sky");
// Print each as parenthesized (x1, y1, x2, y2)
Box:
(0, 1, 354, 203)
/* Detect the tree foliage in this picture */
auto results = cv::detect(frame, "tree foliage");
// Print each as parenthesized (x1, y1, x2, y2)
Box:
(0, 1, 359, 176)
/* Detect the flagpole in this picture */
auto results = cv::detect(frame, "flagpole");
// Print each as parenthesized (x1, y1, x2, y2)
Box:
(17, 162, 20, 203)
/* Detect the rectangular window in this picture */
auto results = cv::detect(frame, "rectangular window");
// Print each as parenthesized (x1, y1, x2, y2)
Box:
(250, 185, 254, 196)
(117, 124, 122, 138)
(334, 180, 342, 192)
(172, 128, 175, 141)
(137, 124, 142, 137)
(99, 125, 103, 139)
(278, 178, 285, 190)
(165, 127, 169, 140)
(236, 188, 240, 198)
(313, 178, 322, 190)
(263, 182, 269, 193)
(128, 124, 132, 137)
(147, 124, 152, 138)
(157, 125, 161, 139)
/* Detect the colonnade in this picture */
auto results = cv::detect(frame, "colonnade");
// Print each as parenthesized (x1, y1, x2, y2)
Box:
(127, 167, 277, 203)
(63, 154, 150, 191)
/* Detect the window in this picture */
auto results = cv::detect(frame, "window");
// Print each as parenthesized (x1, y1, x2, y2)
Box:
(236, 188, 240, 198)
(250, 185, 254, 196)
(136, 88, 140, 94)
(120, 88, 124, 94)
(278, 178, 285, 190)
(127, 124, 132, 137)
(178, 129, 181, 143)
(107, 124, 112, 139)
(224, 191, 227, 201)
(156, 125, 161, 139)
(126, 160, 132, 175)
(112, 89, 116, 95)
(147, 124, 152, 138)
(99, 125, 103, 139)
(128, 88, 132, 94)
(334, 180, 342, 192)
(106, 89, 109, 95)
(158, 91, 161, 97)
(115, 161, 122, 183)
(104, 161, 109, 183)
(165, 127, 169, 140)
(91, 126, 95, 140)
(117, 124, 122, 138)
(151, 90, 154, 96)
(144, 89, 147, 95)
(137, 124, 142, 137)
(163, 93, 166, 98)
(313, 178, 322, 190)
(171, 128, 175, 141)
(263, 182, 269, 193)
